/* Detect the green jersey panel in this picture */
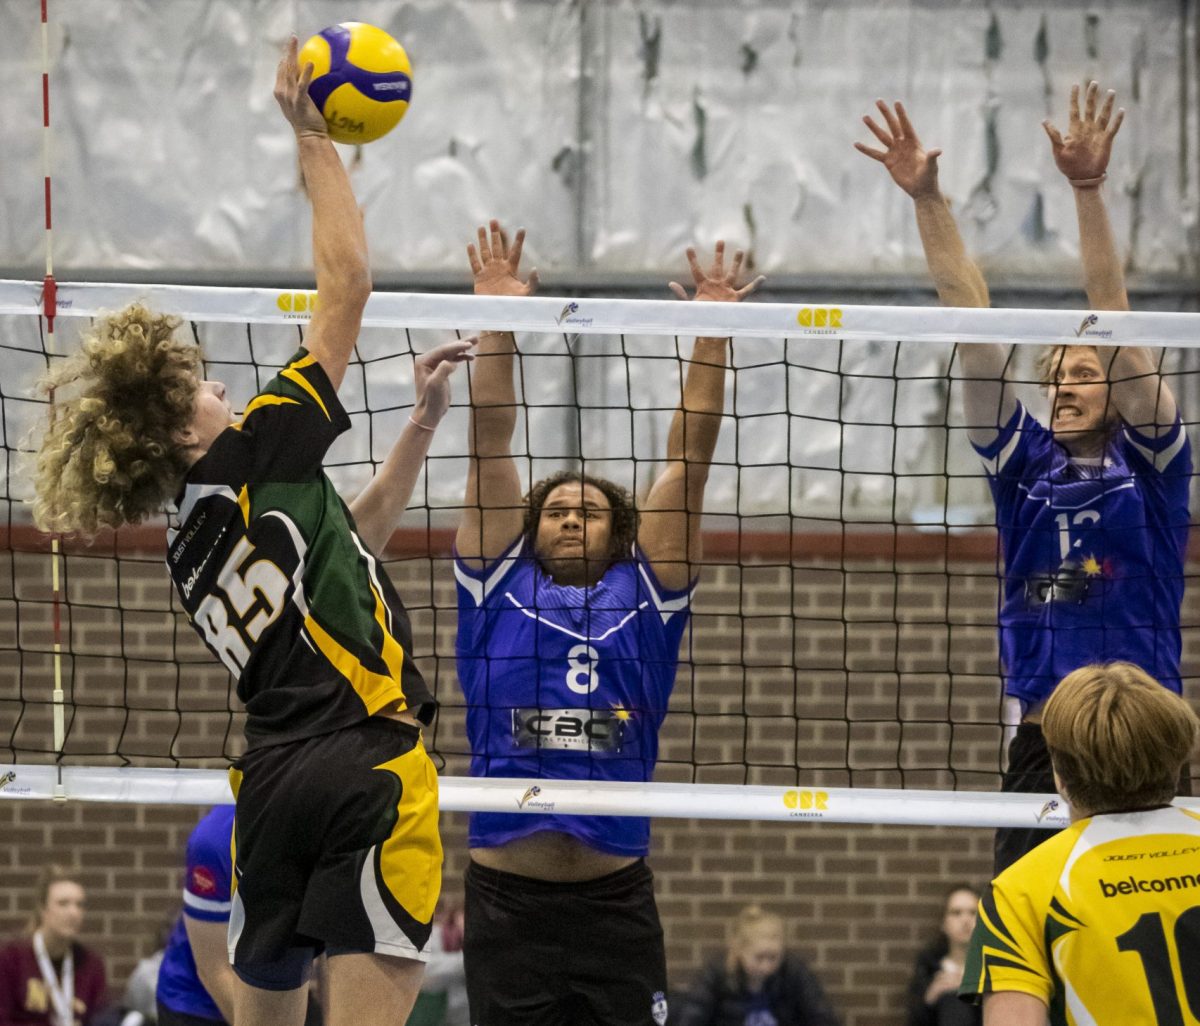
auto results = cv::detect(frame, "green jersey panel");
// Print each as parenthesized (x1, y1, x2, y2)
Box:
(168, 349, 434, 748)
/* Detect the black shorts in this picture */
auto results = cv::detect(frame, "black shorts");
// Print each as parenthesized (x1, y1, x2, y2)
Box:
(463, 859, 668, 1026)
(994, 722, 1058, 876)
(228, 717, 442, 986)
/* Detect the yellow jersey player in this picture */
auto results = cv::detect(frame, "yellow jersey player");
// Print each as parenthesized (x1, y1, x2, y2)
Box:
(961, 662, 1200, 1025)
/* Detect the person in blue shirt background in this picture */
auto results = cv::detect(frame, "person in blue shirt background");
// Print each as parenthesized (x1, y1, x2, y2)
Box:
(454, 219, 762, 1026)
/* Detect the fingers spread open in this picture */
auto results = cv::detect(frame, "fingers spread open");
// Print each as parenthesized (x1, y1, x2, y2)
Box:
(861, 115, 893, 148)
(894, 101, 919, 143)
(1106, 106, 1125, 139)
(876, 99, 902, 138)
(854, 141, 888, 162)
(508, 227, 526, 270)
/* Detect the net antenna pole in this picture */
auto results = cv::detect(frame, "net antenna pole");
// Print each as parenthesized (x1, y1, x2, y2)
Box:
(38, 0, 66, 802)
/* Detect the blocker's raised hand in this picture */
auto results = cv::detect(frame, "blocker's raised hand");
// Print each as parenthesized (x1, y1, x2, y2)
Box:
(1043, 80, 1125, 183)
(467, 219, 540, 297)
(668, 241, 764, 303)
(855, 99, 942, 199)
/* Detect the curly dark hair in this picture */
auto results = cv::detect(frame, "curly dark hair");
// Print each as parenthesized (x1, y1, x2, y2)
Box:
(33, 303, 200, 537)
(523, 470, 639, 567)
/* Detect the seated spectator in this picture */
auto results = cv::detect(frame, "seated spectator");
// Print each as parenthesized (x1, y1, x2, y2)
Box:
(0, 866, 109, 1026)
(905, 885, 981, 1026)
(675, 905, 840, 1026)
(119, 917, 174, 1025)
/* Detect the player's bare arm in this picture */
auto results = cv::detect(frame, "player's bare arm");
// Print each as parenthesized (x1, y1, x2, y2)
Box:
(456, 219, 540, 567)
(1046, 80, 1177, 434)
(274, 35, 371, 392)
(349, 338, 475, 554)
(184, 917, 241, 1023)
(639, 242, 763, 592)
(982, 989, 1049, 1025)
(856, 98, 1014, 446)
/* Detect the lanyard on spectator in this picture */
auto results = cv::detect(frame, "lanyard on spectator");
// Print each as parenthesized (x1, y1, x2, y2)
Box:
(33, 931, 74, 1026)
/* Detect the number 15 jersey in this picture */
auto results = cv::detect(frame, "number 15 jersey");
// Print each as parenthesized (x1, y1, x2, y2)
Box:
(167, 349, 434, 750)
(454, 538, 694, 857)
(963, 805, 1200, 1025)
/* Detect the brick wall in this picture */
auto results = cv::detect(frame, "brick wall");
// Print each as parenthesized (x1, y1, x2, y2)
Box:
(2, 530, 1198, 1026)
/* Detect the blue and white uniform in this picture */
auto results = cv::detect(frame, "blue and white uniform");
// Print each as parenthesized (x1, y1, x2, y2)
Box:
(455, 538, 693, 857)
(157, 805, 235, 1023)
(974, 402, 1191, 708)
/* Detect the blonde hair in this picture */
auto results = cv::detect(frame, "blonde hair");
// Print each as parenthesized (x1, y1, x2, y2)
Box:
(1034, 343, 1075, 388)
(32, 304, 199, 537)
(1043, 662, 1200, 814)
(725, 905, 784, 974)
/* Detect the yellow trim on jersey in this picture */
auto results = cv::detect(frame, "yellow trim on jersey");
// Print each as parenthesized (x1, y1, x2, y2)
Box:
(232, 394, 302, 429)
(227, 766, 243, 897)
(237, 484, 251, 528)
(281, 355, 332, 421)
(372, 741, 442, 927)
(302, 578, 407, 713)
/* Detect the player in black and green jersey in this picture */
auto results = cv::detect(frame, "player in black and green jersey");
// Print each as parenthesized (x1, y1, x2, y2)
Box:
(33, 38, 470, 1026)
(961, 662, 1200, 1026)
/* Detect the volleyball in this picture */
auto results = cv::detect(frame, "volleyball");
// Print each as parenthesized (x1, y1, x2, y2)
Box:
(299, 22, 412, 145)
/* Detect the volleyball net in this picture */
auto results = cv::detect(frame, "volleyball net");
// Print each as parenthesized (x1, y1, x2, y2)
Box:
(2, 279, 1199, 828)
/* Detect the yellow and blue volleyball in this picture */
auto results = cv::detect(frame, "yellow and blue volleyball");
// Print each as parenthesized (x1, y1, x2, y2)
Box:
(299, 23, 412, 145)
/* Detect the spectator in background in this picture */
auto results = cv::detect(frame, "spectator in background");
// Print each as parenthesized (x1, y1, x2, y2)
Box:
(905, 885, 981, 1026)
(118, 916, 174, 1025)
(675, 905, 839, 1026)
(0, 867, 109, 1026)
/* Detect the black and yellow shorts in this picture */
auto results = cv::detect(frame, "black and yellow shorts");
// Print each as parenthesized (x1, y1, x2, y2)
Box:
(228, 717, 441, 988)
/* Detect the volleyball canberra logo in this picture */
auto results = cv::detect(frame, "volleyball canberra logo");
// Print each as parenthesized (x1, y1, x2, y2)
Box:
(0, 771, 15, 791)
(796, 307, 843, 334)
(517, 785, 541, 809)
(277, 292, 320, 318)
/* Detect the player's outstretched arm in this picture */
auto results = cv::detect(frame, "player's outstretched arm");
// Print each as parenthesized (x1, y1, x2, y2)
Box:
(856, 99, 1014, 446)
(456, 220, 539, 567)
(1044, 81, 1127, 312)
(349, 338, 476, 554)
(855, 99, 988, 309)
(639, 242, 763, 592)
(1045, 81, 1177, 433)
(275, 35, 371, 392)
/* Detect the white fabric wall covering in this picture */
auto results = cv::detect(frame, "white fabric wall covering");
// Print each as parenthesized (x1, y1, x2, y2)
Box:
(0, 0, 1194, 280)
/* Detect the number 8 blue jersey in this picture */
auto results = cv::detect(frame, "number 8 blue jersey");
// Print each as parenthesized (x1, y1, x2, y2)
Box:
(974, 402, 1191, 708)
(454, 538, 694, 857)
